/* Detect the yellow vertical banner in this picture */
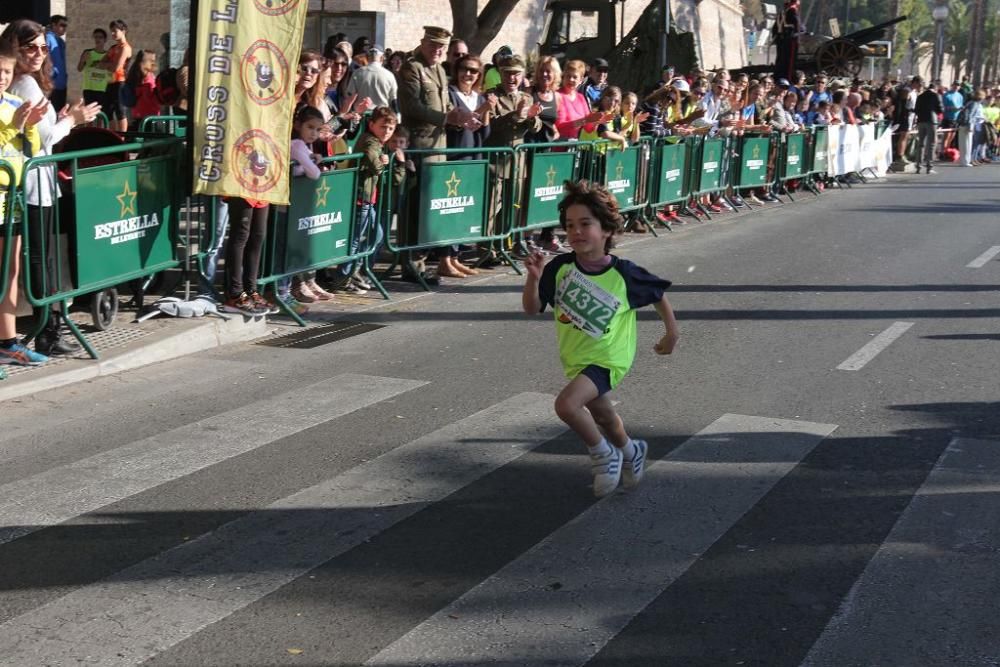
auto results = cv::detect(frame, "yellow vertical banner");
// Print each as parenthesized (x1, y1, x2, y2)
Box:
(191, 0, 308, 205)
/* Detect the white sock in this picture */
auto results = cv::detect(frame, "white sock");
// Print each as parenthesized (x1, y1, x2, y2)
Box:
(587, 438, 612, 459)
(621, 439, 637, 461)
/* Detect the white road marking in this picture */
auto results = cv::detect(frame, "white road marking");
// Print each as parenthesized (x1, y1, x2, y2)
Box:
(836, 322, 914, 371)
(0, 374, 427, 546)
(368, 413, 837, 667)
(0, 393, 565, 667)
(801, 437, 1000, 667)
(966, 245, 1000, 268)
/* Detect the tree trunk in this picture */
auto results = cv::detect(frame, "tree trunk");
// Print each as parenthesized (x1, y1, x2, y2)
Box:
(450, 0, 524, 55)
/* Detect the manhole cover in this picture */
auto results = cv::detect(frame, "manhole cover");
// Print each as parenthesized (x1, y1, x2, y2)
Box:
(257, 321, 384, 349)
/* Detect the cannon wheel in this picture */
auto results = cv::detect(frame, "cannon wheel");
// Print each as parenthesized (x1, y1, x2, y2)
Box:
(814, 38, 864, 78)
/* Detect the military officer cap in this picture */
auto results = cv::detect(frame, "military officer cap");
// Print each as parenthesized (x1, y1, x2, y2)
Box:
(422, 26, 452, 45)
(499, 55, 526, 73)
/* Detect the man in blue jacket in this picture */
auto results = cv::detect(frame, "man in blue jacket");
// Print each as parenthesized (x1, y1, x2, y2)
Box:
(45, 15, 68, 110)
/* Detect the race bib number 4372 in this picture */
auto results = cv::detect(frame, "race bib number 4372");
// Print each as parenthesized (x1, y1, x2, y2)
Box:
(555, 268, 622, 338)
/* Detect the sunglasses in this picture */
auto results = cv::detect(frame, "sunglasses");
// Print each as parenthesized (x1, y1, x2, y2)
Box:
(330, 61, 348, 68)
(300, 65, 321, 74)
(21, 43, 48, 55)
(460, 67, 480, 74)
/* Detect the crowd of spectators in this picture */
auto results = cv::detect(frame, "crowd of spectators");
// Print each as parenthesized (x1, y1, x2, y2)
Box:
(3, 16, 1000, 371)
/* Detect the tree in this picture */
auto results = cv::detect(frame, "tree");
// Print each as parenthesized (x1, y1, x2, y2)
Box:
(450, 0, 524, 55)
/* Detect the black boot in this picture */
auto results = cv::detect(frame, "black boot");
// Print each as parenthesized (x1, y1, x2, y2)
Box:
(34, 310, 82, 356)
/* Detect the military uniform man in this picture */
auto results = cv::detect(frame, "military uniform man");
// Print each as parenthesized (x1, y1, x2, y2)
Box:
(396, 26, 479, 280)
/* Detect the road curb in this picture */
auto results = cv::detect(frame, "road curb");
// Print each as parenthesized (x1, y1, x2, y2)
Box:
(0, 315, 268, 403)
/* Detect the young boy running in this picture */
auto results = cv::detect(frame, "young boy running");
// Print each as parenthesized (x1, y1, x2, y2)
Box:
(522, 180, 679, 497)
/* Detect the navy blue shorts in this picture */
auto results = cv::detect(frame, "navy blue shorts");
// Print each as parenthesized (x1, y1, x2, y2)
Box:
(579, 364, 613, 397)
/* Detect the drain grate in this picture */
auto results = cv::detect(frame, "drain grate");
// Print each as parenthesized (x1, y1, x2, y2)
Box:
(257, 321, 385, 349)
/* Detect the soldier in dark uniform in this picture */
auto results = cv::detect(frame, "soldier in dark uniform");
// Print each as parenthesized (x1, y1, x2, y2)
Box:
(396, 26, 481, 281)
(773, 0, 802, 83)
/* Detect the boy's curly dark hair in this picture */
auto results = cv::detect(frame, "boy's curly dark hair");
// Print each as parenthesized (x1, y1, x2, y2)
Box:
(557, 179, 624, 254)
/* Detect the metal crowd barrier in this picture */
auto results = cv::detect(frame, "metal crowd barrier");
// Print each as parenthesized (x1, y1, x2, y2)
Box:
(17, 135, 188, 358)
(382, 145, 520, 289)
(0, 161, 17, 310)
(582, 139, 651, 228)
(512, 140, 589, 237)
(139, 114, 188, 138)
(776, 131, 808, 199)
(257, 152, 381, 326)
(644, 137, 691, 228)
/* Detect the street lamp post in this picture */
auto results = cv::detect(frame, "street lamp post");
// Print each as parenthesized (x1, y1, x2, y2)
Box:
(932, 1, 949, 84)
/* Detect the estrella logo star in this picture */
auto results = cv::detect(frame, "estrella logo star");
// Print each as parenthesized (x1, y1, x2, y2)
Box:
(116, 180, 137, 218)
(752, 145, 761, 159)
(315, 179, 331, 207)
(615, 161, 625, 180)
(545, 164, 557, 187)
(445, 171, 461, 197)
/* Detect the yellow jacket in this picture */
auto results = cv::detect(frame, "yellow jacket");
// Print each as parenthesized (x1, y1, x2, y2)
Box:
(0, 92, 42, 189)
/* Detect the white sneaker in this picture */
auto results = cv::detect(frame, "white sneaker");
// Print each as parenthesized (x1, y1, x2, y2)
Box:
(622, 439, 648, 490)
(591, 446, 623, 498)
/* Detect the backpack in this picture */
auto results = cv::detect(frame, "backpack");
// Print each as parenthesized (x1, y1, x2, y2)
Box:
(154, 67, 181, 106)
(956, 102, 973, 128)
(119, 81, 137, 108)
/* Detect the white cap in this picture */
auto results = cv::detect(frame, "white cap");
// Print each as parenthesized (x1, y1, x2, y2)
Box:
(672, 78, 690, 92)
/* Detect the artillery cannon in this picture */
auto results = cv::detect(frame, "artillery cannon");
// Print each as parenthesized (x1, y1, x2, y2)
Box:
(739, 15, 907, 78)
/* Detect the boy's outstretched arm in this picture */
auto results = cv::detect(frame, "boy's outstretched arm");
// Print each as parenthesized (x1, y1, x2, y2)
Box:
(521, 251, 545, 315)
(653, 294, 680, 354)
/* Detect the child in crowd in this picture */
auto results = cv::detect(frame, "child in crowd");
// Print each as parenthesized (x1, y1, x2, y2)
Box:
(125, 49, 159, 127)
(521, 180, 680, 497)
(618, 91, 649, 144)
(272, 105, 327, 315)
(328, 106, 397, 293)
(0, 43, 47, 371)
(579, 86, 627, 150)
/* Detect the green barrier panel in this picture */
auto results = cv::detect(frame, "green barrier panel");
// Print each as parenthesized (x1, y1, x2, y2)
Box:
(738, 136, 770, 188)
(0, 161, 16, 308)
(74, 155, 178, 292)
(602, 144, 641, 208)
(694, 137, 724, 194)
(418, 159, 489, 246)
(653, 140, 689, 204)
(283, 167, 357, 270)
(522, 149, 577, 228)
(811, 126, 829, 174)
(139, 114, 187, 138)
(781, 133, 806, 180)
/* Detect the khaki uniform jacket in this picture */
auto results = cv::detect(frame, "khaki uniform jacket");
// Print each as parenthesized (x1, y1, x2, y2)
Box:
(398, 51, 452, 150)
(484, 86, 542, 148)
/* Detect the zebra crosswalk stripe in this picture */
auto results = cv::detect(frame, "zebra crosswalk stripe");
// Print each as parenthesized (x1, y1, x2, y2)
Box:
(367, 413, 838, 667)
(800, 436, 1000, 667)
(0, 392, 564, 667)
(0, 373, 427, 546)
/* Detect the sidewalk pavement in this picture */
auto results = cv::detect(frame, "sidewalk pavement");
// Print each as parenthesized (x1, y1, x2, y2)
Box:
(0, 269, 493, 403)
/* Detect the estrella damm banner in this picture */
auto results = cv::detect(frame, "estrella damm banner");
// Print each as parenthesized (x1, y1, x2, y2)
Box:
(283, 169, 356, 272)
(74, 157, 176, 291)
(524, 151, 575, 227)
(697, 138, 724, 192)
(191, 0, 308, 205)
(655, 141, 687, 204)
(604, 145, 639, 207)
(418, 161, 489, 246)
(739, 137, 770, 187)
(783, 134, 805, 179)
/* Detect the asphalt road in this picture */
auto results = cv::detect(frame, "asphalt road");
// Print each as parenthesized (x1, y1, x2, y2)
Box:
(2, 162, 999, 667)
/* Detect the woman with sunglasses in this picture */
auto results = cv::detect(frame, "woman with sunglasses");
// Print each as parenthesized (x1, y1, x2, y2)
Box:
(439, 54, 495, 277)
(2, 19, 101, 356)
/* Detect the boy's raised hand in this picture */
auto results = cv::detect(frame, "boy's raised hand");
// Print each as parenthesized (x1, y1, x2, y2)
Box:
(522, 250, 547, 280)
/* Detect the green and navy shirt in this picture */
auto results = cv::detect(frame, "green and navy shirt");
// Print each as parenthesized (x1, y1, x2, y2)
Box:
(538, 252, 671, 388)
